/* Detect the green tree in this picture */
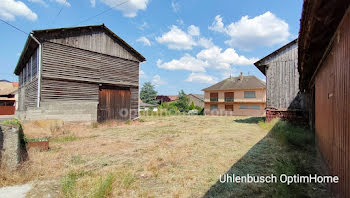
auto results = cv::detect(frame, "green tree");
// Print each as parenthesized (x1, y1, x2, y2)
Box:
(176, 90, 190, 112)
(140, 82, 158, 105)
(189, 101, 195, 110)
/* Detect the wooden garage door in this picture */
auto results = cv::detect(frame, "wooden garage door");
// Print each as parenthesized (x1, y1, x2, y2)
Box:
(98, 87, 130, 122)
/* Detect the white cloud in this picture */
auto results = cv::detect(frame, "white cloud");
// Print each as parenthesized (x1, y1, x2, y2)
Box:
(209, 12, 290, 50)
(186, 72, 218, 84)
(152, 74, 166, 86)
(156, 25, 196, 50)
(100, 0, 149, 18)
(157, 54, 207, 72)
(90, 0, 96, 7)
(176, 19, 184, 26)
(139, 70, 147, 78)
(55, 0, 70, 7)
(187, 25, 200, 36)
(156, 25, 213, 50)
(136, 36, 151, 46)
(171, 1, 179, 13)
(197, 37, 214, 48)
(0, 0, 38, 21)
(28, 0, 48, 7)
(197, 46, 258, 70)
(157, 46, 257, 72)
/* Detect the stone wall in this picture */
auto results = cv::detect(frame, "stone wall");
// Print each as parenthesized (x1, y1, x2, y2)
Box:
(16, 101, 98, 122)
(0, 124, 27, 170)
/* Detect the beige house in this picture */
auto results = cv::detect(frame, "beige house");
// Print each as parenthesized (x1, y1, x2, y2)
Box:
(202, 73, 266, 116)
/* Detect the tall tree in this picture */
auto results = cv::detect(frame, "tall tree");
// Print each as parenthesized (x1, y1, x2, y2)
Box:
(176, 90, 189, 112)
(140, 82, 158, 105)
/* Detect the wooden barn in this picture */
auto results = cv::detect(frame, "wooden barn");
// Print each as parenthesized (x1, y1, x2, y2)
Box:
(254, 39, 308, 122)
(14, 24, 145, 122)
(299, 1, 350, 197)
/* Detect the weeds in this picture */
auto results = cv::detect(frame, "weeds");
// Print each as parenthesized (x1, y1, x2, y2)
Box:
(91, 173, 115, 198)
(92, 122, 99, 129)
(125, 120, 131, 125)
(50, 135, 77, 143)
(61, 172, 78, 198)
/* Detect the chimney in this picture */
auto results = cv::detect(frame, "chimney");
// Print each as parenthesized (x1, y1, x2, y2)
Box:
(239, 72, 243, 80)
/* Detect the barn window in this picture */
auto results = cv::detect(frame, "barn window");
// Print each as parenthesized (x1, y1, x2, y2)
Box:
(210, 104, 218, 110)
(240, 105, 249, 109)
(225, 105, 233, 111)
(244, 91, 256, 98)
(250, 105, 260, 109)
(210, 93, 218, 102)
(224, 92, 234, 102)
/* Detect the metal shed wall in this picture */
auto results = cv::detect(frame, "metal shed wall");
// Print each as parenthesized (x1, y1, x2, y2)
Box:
(314, 10, 350, 197)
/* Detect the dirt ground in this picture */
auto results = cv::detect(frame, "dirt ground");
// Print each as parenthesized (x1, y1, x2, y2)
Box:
(1, 116, 269, 197)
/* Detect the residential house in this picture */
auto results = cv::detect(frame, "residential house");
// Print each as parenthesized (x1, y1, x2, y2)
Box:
(254, 39, 308, 122)
(0, 81, 18, 115)
(298, 1, 350, 197)
(14, 24, 145, 122)
(156, 95, 178, 104)
(187, 94, 204, 108)
(202, 73, 266, 116)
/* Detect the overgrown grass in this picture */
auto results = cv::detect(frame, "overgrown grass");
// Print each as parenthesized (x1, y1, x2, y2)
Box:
(0, 119, 21, 127)
(259, 118, 314, 147)
(50, 135, 77, 143)
(205, 118, 328, 198)
(61, 172, 78, 198)
(91, 173, 115, 198)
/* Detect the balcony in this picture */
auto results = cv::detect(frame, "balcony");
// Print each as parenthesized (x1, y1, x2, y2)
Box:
(224, 97, 234, 102)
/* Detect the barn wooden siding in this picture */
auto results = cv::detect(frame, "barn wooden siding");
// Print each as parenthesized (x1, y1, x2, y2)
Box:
(262, 43, 301, 109)
(41, 29, 139, 62)
(314, 10, 350, 197)
(18, 76, 38, 110)
(42, 42, 139, 87)
(41, 41, 139, 119)
(130, 88, 139, 119)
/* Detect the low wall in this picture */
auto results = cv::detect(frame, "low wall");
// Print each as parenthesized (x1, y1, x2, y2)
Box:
(266, 109, 308, 124)
(16, 101, 98, 122)
(0, 124, 27, 170)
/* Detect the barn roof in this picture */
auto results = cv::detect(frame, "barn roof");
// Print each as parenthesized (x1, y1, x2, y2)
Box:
(254, 39, 297, 75)
(14, 24, 145, 75)
(202, 75, 265, 91)
(298, 0, 350, 90)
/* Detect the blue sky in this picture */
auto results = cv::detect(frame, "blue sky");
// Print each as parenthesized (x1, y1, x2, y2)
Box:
(0, 0, 303, 95)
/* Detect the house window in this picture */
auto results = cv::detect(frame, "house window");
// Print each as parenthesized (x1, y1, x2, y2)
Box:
(225, 105, 233, 111)
(244, 91, 256, 98)
(224, 92, 234, 102)
(210, 104, 218, 111)
(250, 105, 260, 109)
(240, 105, 249, 109)
(210, 93, 218, 102)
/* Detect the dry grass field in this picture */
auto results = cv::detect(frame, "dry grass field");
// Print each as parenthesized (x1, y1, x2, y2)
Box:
(0, 116, 269, 197)
(0, 115, 329, 197)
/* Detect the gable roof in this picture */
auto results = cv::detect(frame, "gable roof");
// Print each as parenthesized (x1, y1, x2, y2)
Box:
(202, 75, 265, 91)
(254, 39, 298, 75)
(0, 82, 18, 96)
(14, 24, 145, 75)
(188, 94, 204, 101)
